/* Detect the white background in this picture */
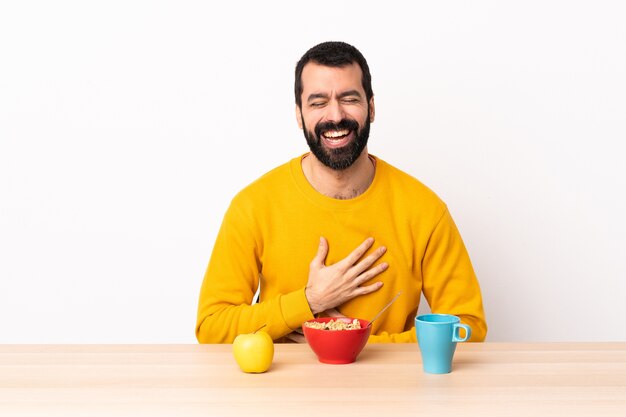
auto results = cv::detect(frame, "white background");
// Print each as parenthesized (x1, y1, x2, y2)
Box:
(1, 1, 625, 343)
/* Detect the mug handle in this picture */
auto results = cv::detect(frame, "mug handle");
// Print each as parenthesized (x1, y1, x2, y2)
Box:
(452, 323, 471, 342)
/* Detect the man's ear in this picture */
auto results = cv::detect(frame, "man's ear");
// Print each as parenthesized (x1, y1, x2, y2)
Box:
(369, 97, 375, 123)
(296, 105, 303, 129)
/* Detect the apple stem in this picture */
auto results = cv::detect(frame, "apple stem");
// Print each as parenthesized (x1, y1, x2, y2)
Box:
(253, 324, 267, 334)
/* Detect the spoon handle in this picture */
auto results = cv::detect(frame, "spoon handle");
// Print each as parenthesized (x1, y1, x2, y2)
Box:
(368, 291, 402, 327)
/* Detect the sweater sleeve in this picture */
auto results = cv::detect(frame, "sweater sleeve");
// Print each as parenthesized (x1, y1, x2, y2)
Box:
(195, 199, 314, 343)
(421, 207, 488, 342)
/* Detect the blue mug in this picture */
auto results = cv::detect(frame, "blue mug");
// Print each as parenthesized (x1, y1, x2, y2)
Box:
(415, 314, 471, 374)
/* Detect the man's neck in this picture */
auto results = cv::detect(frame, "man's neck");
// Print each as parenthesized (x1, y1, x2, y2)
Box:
(301, 150, 376, 200)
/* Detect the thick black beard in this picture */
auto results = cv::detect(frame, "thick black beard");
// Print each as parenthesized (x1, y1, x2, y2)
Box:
(302, 116, 371, 171)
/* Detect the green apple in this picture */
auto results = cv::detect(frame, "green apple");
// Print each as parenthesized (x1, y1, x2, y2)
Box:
(233, 326, 274, 373)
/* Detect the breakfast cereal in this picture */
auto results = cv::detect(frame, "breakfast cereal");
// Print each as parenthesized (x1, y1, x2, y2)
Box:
(303, 319, 362, 331)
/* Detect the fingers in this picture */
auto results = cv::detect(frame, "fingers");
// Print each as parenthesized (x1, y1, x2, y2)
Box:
(342, 237, 375, 267)
(313, 237, 383, 272)
(355, 261, 389, 286)
(310, 236, 329, 269)
(350, 245, 387, 277)
(353, 281, 384, 297)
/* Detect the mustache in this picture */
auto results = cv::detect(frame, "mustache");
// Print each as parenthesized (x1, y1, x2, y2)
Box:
(314, 119, 360, 138)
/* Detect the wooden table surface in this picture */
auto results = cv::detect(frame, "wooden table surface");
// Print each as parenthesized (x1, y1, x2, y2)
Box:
(1, 343, 625, 416)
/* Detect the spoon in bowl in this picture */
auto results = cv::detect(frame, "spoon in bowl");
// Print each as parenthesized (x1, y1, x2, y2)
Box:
(367, 291, 402, 328)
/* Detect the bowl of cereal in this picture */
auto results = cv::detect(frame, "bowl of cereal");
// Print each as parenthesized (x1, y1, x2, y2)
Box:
(302, 317, 371, 364)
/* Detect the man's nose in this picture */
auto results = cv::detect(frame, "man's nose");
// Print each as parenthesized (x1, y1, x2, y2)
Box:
(325, 100, 344, 123)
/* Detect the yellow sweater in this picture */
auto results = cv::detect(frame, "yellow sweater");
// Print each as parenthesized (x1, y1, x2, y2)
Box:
(196, 154, 487, 343)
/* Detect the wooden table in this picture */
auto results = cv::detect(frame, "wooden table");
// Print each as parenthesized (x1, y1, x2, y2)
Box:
(1, 343, 625, 416)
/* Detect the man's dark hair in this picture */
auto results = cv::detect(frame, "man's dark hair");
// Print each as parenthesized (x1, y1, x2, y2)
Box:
(294, 41, 373, 109)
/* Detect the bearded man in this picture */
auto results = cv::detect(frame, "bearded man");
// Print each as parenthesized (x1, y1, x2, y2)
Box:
(196, 41, 487, 343)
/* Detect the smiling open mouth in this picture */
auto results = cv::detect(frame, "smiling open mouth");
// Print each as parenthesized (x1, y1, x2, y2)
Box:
(314, 119, 360, 149)
(320, 128, 353, 148)
(322, 129, 350, 140)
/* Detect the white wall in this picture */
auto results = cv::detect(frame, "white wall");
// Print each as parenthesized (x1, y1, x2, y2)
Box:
(1, 0, 624, 343)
